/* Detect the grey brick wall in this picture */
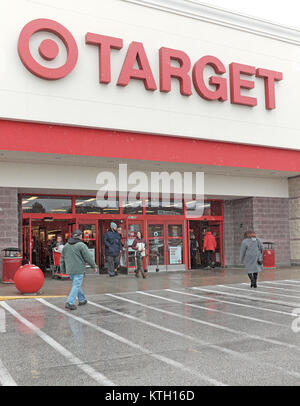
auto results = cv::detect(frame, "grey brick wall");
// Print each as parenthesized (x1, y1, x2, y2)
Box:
(253, 198, 290, 266)
(289, 176, 300, 264)
(224, 198, 254, 266)
(0, 188, 20, 278)
(224, 197, 290, 266)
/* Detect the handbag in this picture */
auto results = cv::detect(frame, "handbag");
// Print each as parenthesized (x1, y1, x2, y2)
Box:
(256, 239, 263, 265)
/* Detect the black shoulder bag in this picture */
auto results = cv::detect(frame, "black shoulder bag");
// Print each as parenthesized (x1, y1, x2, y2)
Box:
(257, 239, 263, 266)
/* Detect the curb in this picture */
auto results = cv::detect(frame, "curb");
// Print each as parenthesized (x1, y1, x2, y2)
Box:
(0, 295, 66, 301)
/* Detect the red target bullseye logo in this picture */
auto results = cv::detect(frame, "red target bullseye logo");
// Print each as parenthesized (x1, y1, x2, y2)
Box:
(18, 18, 78, 80)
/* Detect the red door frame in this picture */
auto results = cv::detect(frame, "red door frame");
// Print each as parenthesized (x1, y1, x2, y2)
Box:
(77, 219, 99, 268)
(186, 217, 225, 269)
(21, 194, 224, 269)
(147, 219, 185, 269)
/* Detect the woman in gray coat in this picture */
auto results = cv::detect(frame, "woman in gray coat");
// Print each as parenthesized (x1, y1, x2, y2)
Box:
(240, 231, 264, 288)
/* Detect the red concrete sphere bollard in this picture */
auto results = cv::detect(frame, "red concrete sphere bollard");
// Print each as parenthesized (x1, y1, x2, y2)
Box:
(14, 264, 45, 294)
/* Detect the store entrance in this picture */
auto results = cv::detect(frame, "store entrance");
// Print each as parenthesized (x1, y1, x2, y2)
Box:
(147, 221, 185, 272)
(188, 220, 223, 269)
(98, 219, 127, 273)
(23, 218, 128, 274)
(23, 218, 76, 271)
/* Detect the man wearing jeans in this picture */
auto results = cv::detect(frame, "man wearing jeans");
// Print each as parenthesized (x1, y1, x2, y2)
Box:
(60, 229, 98, 310)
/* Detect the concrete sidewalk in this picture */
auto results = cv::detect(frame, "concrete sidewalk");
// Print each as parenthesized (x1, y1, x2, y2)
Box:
(0, 266, 300, 299)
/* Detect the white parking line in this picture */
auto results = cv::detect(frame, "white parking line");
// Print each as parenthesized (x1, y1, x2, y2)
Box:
(0, 309, 6, 333)
(285, 280, 300, 284)
(262, 281, 300, 289)
(167, 288, 293, 317)
(221, 285, 300, 301)
(0, 358, 17, 386)
(99, 295, 300, 381)
(0, 302, 115, 386)
(165, 289, 286, 326)
(241, 283, 300, 294)
(38, 298, 225, 386)
(136, 291, 300, 352)
(192, 287, 300, 308)
(169, 289, 293, 317)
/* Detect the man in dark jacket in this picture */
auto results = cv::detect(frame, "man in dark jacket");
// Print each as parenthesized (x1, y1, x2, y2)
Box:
(60, 229, 98, 310)
(103, 222, 122, 277)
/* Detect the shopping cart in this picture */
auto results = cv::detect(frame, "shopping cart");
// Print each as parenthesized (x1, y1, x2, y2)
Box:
(52, 251, 70, 280)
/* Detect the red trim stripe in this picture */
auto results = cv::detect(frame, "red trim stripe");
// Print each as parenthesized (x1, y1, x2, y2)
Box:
(0, 119, 299, 172)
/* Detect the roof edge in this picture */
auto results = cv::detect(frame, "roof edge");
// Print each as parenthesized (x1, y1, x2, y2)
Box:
(121, 0, 300, 45)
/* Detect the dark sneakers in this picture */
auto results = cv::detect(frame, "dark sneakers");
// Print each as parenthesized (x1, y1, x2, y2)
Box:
(65, 303, 77, 310)
(65, 301, 87, 309)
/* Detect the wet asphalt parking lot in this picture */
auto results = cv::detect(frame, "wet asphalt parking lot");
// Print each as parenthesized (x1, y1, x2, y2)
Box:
(1, 279, 300, 386)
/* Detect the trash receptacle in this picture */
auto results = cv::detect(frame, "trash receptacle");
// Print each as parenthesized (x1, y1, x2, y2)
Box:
(263, 242, 275, 269)
(2, 248, 23, 283)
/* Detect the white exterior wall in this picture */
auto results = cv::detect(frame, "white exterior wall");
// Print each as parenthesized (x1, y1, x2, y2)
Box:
(0, 161, 288, 198)
(0, 0, 299, 150)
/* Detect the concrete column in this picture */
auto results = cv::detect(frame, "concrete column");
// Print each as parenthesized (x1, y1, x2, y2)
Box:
(0, 187, 19, 279)
(289, 176, 300, 265)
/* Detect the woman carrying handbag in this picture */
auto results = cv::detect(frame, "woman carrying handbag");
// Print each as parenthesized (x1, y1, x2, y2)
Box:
(132, 231, 147, 279)
(240, 230, 264, 288)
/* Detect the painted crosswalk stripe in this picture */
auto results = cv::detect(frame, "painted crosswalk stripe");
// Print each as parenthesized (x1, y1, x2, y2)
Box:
(165, 289, 286, 326)
(285, 280, 300, 284)
(0, 301, 115, 386)
(38, 298, 226, 386)
(242, 283, 300, 294)
(263, 281, 300, 292)
(221, 284, 300, 301)
(0, 358, 17, 386)
(106, 293, 300, 381)
(169, 288, 293, 317)
(192, 286, 300, 308)
(0, 309, 6, 333)
(167, 288, 293, 317)
(263, 281, 300, 288)
(136, 291, 300, 352)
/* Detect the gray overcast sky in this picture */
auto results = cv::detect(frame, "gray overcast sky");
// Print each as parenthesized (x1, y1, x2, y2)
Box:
(200, 0, 300, 29)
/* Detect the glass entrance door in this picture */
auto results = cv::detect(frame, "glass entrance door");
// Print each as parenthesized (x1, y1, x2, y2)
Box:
(22, 218, 31, 264)
(187, 219, 224, 269)
(167, 223, 185, 271)
(206, 220, 223, 267)
(147, 221, 185, 272)
(148, 223, 166, 272)
(77, 220, 98, 273)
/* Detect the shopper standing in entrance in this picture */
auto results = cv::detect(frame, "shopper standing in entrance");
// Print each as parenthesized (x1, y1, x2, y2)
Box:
(240, 230, 264, 288)
(60, 229, 98, 310)
(203, 229, 217, 268)
(52, 235, 64, 253)
(103, 222, 122, 277)
(190, 232, 199, 269)
(132, 231, 147, 279)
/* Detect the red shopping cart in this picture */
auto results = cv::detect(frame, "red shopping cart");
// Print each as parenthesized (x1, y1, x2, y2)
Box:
(52, 251, 69, 280)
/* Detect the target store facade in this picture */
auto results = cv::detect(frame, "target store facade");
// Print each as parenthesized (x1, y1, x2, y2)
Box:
(1, 0, 300, 275)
